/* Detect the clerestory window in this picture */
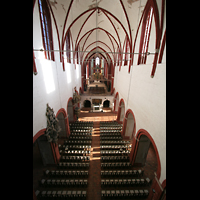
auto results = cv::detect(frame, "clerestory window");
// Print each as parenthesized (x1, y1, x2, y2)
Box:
(138, 7, 153, 65)
(38, 0, 54, 61)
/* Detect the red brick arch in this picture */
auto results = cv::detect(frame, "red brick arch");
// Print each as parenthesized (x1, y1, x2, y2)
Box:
(33, 128, 46, 144)
(56, 108, 69, 137)
(113, 92, 119, 112)
(33, 128, 60, 165)
(121, 109, 136, 139)
(67, 97, 76, 123)
(116, 98, 125, 122)
(130, 128, 161, 180)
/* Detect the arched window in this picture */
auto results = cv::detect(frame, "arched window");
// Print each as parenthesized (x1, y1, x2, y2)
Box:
(38, 0, 54, 61)
(124, 35, 130, 66)
(66, 31, 71, 63)
(138, 7, 153, 65)
(96, 57, 100, 65)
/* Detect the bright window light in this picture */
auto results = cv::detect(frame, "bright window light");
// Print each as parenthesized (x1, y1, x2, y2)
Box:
(41, 60, 55, 94)
(96, 57, 99, 65)
(66, 64, 71, 83)
(76, 65, 79, 79)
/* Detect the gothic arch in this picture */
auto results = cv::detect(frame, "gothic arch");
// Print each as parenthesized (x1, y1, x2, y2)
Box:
(56, 108, 69, 138)
(33, 128, 46, 144)
(84, 100, 92, 108)
(33, 128, 60, 165)
(114, 92, 119, 112)
(67, 97, 75, 124)
(103, 99, 110, 108)
(116, 98, 125, 123)
(130, 128, 161, 180)
(130, 0, 161, 77)
(122, 109, 136, 139)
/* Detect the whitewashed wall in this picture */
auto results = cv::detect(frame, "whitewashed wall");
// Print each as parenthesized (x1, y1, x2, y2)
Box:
(114, 63, 166, 183)
(33, 59, 81, 137)
(33, 1, 81, 138)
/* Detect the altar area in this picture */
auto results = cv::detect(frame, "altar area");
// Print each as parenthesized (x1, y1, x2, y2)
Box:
(80, 66, 114, 112)
(87, 80, 108, 95)
(80, 93, 114, 112)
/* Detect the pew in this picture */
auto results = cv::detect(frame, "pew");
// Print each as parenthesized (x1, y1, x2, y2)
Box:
(101, 189, 149, 199)
(36, 190, 87, 199)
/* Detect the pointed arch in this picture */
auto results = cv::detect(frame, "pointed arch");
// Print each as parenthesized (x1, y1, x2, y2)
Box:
(66, 30, 71, 63)
(131, 128, 161, 180)
(137, 6, 153, 65)
(158, 29, 166, 63)
(62, 7, 130, 57)
(119, 0, 132, 72)
(150, 0, 161, 77)
(76, 27, 120, 64)
(38, 0, 55, 61)
(67, 97, 75, 125)
(121, 109, 136, 139)
(116, 98, 125, 123)
(33, 128, 46, 144)
(130, 0, 161, 76)
(56, 108, 69, 138)
(33, 128, 60, 165)
(113, 92, 119, 112)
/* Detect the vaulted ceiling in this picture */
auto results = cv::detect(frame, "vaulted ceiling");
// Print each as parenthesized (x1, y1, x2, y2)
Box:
(47, 0, 144, 66)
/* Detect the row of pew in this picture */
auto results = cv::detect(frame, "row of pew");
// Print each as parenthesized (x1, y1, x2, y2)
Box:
(100, 121, 122, 127)
(100, 150, 130, 155)
(100, 144, 130, 150)
(44, 169, 89, 178)
(101, 156, 129, 162)
(101, 169, 144, 177)
(100, 131, 121, 135)
(60, 150, 90, 156)
(64, 140, 92, 144)
(35, 190, 87, 200)
(99, 121, 150, 200)
(100, 140, 130, 144)
(39, 178, 88, 187)
(35, 121, 93, 200)
(60, 155, 90, 162)
(101, 178, 151, 187)
(100, 136, 122, 140)
(59, 144, 91, 151)
(101, 189, 149, 199)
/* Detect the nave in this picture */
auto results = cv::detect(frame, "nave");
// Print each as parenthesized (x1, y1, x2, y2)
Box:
(33, 112, 157, 200)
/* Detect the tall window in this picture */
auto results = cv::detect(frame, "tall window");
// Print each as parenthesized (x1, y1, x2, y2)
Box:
(96, 57, 100, 65)
(138, 7, 153, 65)
(124, 36, 130, 66)
(38, 0, 54, 61)
(66, 31, 71, 63)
